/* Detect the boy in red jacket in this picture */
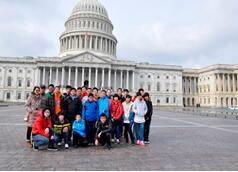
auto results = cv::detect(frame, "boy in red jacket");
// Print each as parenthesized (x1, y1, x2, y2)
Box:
(110, 94, 123, 144)
(32, 108, 57, 151)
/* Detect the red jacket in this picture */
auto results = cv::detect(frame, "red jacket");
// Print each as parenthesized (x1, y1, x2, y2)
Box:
(110, 100, 123, 121)
(32, 111, 52, 138)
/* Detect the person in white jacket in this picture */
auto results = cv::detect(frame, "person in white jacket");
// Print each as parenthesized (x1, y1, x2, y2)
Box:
(132, 92, 148, 146)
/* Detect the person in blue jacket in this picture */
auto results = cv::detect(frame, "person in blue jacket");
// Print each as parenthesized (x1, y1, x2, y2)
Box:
(72, 114, 87, 148)
(82, 93, 99, 145)
(98, 90, 110, 119)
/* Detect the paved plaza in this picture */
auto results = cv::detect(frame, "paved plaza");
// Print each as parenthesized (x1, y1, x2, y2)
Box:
(0, 105, 238, 171)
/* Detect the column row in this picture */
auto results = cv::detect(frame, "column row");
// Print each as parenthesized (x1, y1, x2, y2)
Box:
(216, 73, 238, 93)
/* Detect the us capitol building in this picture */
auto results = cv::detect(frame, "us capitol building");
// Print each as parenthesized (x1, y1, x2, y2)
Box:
(0, 0, 238, 107)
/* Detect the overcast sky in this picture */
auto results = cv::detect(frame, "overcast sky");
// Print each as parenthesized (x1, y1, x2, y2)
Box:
(0, 0, 238, 68)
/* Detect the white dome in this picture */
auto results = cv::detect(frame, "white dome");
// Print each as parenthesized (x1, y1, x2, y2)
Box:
(59, 0, 117, 59)
(72, 0, 108, 18)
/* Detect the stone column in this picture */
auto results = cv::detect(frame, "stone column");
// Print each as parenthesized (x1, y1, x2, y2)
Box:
(223, 74, 226, 92)
(228, 74, 231, 92)
(68, 67, 71, 85)
(82, 67, 85, 86)
(114, 69, 117, 91)
(194, 77, 196, 94)
(43, 67, 46, 85)
(95, 36, 98, 50)
(132, 70, 135, 92)
(108, 68, 111, 88)
(237, 74, 238, 92)
(102, 68, 105, 88)
(38, 67, 41, 86)
(69, 36, 72, 50)
(89, 67, 92, 87)
(84, 35, 87, 49)
(232, 74, 236, 93)
(61, 67, 65, 87)
(120, 70, 123, 88)
(56, 67, 59, 86)
(90, 35, 93, 49)
(95, 67, 98, 87)
(126, 70, 129, 89)
(49, 67, 52, 84)
(105, 39, 108, 53)
(75, 67, 78, 88)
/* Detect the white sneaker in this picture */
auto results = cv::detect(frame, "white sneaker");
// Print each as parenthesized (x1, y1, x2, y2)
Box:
(116, 139, 120, 144)
(57, 142, 62, 146)
(65, 144, 69, 149)
(111, 139, 115, 143)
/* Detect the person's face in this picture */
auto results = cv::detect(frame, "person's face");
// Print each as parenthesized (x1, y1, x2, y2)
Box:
(101, 91, 106, 97)
(106, 90, 111, 97)
(126, 97, 131, 103)
(124, 91, 129, 96)
(76, 115, 81, 121)
(77, 89, 82, 96)
(140, 91, 144, 96)
(114, 97, 119, 101)
(117, 89, 122, 95)
(138, 95, 143, 101)
(55, 87, 60, 93)
(88, 96, 94, 102)
(87, 89, 91, 94)
(40, 88, 46, 94)
(48, 86, 54, 93)
(44, 109, 50, 118)
(93, 89, 98, 96)
(100, 116, 107, 124)
(82, 88, 86, 92)
(144, 96, 149, 101)
(59, 115, 64, 122)
(66, 88, 71, 94)
(71, 90, 76, 96)
(34, 88, 40, 96)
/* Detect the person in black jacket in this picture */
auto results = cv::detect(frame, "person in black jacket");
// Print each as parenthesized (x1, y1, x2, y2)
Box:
(143, 92, 153, 144)
(95, 114, 112, 150)
(63, 88, 82, 142)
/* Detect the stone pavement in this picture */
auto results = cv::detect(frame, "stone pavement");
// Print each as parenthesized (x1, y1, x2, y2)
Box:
(0, 106, 238, 171)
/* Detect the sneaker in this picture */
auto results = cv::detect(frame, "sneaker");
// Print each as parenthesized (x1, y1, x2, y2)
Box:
(136, 140, 140, 145)
(111, 139, 115, 143)
(65, 144, 69, 149)
(145, 141, 150, 144)
(48, 146, 58, 151)
(57, 142, 62, 147)
(116, 139, 120, 144)
(140, 141, 145, 146)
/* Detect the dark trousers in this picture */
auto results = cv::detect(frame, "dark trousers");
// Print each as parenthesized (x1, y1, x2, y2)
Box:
(98, 132, 111, 146)
(124, 123, 135, 143)
(144, 119, 151, 142)
(112, 120, 121, 139)
(54, 132, 69, 144)
(86, 121, 96, 144)
(73, 132, 87, 146)
(68, 117, 75, 142)
(26, 127, 32, 141)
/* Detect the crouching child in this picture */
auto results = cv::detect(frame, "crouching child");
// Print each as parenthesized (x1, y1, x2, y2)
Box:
(72, 114, 87, 148)
(95, 114, 112, 150)
(54, 114, 71, 149)
(32, 108, 57, 151)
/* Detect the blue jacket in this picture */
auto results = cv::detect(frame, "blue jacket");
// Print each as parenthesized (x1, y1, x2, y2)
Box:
(98, 96, 110, 118)
(72, 119, 86, 137)
(122, 112, 135, 125)
(82, 100, 98, 122)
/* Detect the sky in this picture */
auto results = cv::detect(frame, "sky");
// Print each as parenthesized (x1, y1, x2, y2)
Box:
(0, 0, 238, 68)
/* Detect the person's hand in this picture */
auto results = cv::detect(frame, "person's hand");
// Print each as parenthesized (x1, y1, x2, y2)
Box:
(63, 127, 69, 133)
(95, 139, 99, 146)
(98, 132, 102, 138)
(24, 117, 28, 122)
(50, 135, 54, 140)
(45, 128, 49, 134)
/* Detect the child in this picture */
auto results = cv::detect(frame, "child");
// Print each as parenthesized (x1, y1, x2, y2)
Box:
(95, 114, 112, 150)
(72, 114, 87, 148)
(54, 114, 71, 149)
(82, 93, 98, 145)
(110, 94, 123, 144)
(132, 92, 148, 146)
(32, 108, 57, 151)
(122, 95, 135, 144)
(143, 92, 153, 144)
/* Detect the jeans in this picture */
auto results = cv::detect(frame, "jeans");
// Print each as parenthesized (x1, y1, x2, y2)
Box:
(32, 128, 54, 148)
(124, 123, 135, 143)
(54, 132, 69, 145)
(86, 121, 96, 144)
(112, 120, 121, 140)
(134, 122, 144, 141)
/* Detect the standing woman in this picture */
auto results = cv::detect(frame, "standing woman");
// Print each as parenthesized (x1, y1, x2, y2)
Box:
(25, 86, 41, 148)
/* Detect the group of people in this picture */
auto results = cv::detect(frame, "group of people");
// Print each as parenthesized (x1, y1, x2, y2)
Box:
(24, 84, 153, 151)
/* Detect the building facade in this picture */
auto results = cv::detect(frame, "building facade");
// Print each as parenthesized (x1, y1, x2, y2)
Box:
(0, 0, 237, 107)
